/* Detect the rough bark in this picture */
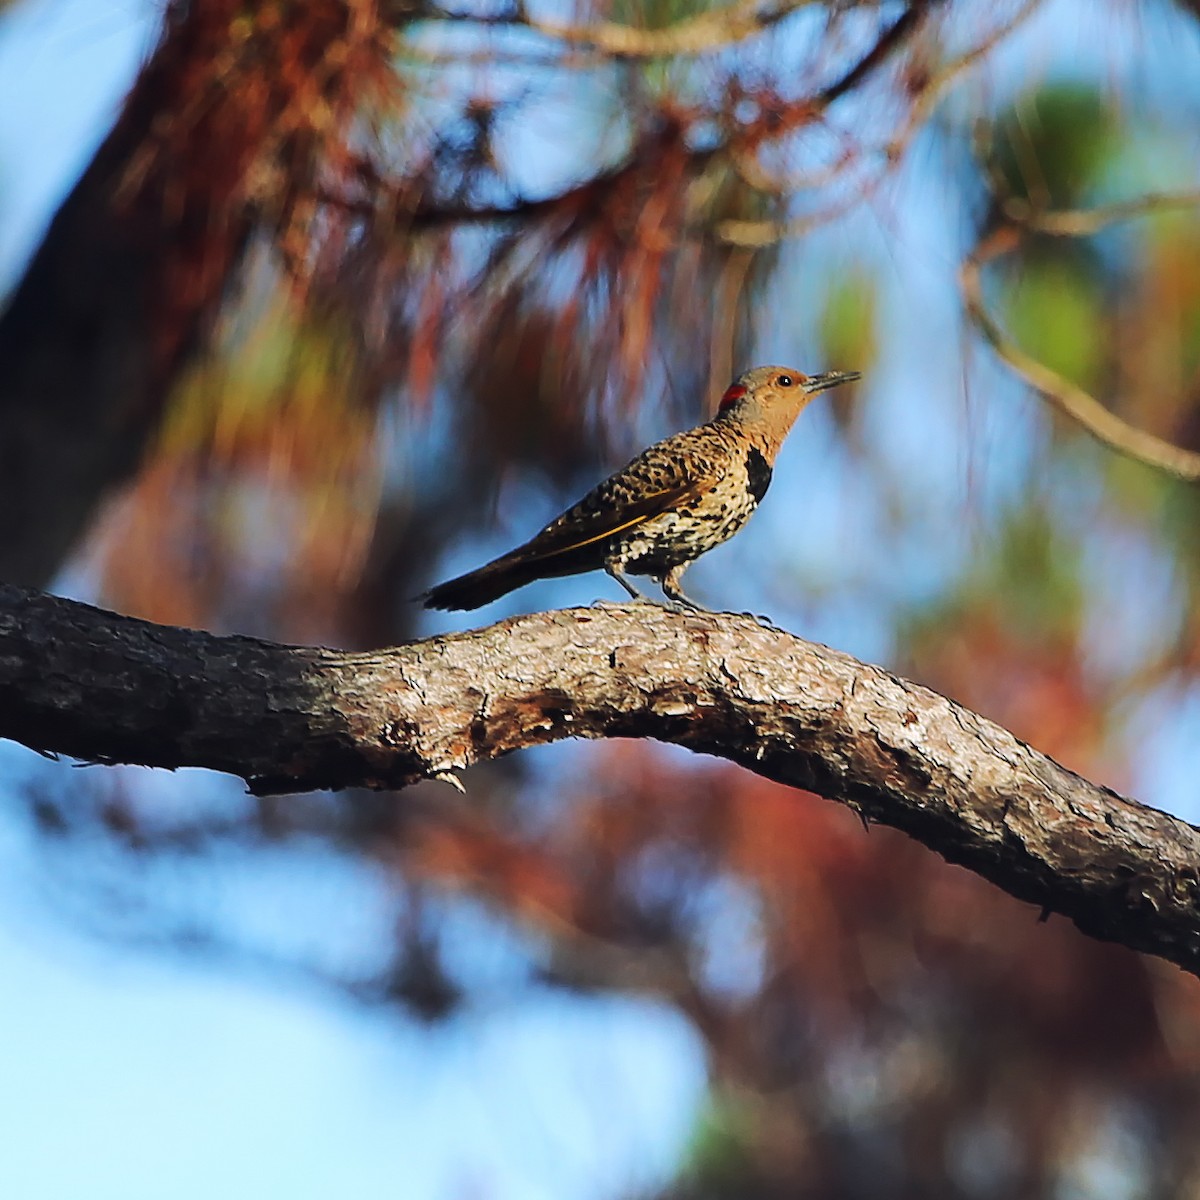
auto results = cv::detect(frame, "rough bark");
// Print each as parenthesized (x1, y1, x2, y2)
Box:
(0, 583, 1198, 976)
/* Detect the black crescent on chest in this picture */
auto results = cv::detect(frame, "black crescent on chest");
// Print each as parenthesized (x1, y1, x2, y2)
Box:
(745, 446, 772, 505)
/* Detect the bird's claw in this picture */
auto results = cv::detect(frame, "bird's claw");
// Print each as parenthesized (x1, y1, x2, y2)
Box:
(733, 609, 783, 631)
(593, 597, 654, 608)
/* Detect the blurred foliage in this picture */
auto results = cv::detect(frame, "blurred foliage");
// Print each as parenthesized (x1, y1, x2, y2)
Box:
(913, 500, 1086, 654)
(899, 498, 1112, 779)
(1002, 256, 1106, 391)
(981, 84, 1122, 393)
(8, 0, 1200, 1197)
(90, 298, 382, 638)
(1122, 213, 1200, 441)
(816, 267, 876, 443)
(985, 83, 1120, 211)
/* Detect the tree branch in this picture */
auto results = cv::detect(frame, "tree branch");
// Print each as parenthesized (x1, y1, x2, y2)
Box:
(427, 0, 821, 59)
(1000, 189, 1200, 237)
(2, 584, 1199, 976)
(961, 207, 1200, 483)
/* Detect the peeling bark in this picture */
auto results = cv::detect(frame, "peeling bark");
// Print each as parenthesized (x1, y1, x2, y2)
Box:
(1, 583, 1198, 976)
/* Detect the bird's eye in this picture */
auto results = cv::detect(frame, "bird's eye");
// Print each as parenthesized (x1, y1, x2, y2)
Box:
(777, 373, 794, 387)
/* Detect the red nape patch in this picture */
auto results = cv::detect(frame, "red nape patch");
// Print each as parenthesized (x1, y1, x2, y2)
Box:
(718, 384, 747, 411)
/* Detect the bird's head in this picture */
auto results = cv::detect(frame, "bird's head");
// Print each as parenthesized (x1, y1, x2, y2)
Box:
(716, 365, 860, 438)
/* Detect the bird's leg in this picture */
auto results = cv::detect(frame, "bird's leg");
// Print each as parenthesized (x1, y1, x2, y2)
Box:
(604, 561, 653, 604)
(660, 565, 711, 613)
(663, 564, 781, 629)
(662, 565, 783, 629)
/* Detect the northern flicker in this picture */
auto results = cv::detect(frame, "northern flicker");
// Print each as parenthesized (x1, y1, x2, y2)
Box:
(422, 365, 860, 612)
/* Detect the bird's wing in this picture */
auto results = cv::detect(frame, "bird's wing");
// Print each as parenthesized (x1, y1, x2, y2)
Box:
(511, 444, 725, 565)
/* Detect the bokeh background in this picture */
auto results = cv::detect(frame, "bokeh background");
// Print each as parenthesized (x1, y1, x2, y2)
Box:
(3, 0, 1200, 1196)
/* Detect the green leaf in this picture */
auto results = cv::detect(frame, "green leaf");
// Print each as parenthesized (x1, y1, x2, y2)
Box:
(1002, 257, 1105, 392)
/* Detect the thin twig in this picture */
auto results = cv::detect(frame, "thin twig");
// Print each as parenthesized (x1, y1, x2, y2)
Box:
(719, 0, 1025, 246)
(1001, 190, 1200, 237)
(961, 220, 1200, 482)
(713, 187, 867, 245)
(427, 0, 821, 59)
(883, 0, 1043, 161)
(327, 5, 932, 248)
(813, 0, 927, 110)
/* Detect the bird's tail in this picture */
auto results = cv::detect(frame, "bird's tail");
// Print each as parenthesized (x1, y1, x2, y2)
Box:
(420, 552, 545, 611)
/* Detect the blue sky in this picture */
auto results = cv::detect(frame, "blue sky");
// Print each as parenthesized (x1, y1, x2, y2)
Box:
(0, 879, 702, 1199)
(0, 0, 154, 282)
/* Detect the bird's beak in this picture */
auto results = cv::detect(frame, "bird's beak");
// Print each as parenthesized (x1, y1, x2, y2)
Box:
(803, 370, 861, 394)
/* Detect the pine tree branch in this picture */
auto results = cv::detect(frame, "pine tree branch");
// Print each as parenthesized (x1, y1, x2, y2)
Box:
(425, 0, 821, 59)
(961, 204, 1200, 483)
(2, 583, 1199, 975)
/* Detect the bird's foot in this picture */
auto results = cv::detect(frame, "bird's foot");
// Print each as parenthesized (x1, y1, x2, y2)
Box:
(594, 595, 717, 618)
(730, 609, 784, 632)
(593, 596, 655, 609)
(609, 596, 697, 615)
(659, 592, 712, 615)
(659, 598, 702, 616)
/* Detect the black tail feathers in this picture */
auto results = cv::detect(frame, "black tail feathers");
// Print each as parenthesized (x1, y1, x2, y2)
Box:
(421, 555, 542, 611)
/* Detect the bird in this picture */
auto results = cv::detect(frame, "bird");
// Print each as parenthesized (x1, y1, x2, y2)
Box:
(422, 364, 860, 613)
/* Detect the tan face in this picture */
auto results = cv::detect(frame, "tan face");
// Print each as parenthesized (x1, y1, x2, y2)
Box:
(717, 365, 860, 421)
